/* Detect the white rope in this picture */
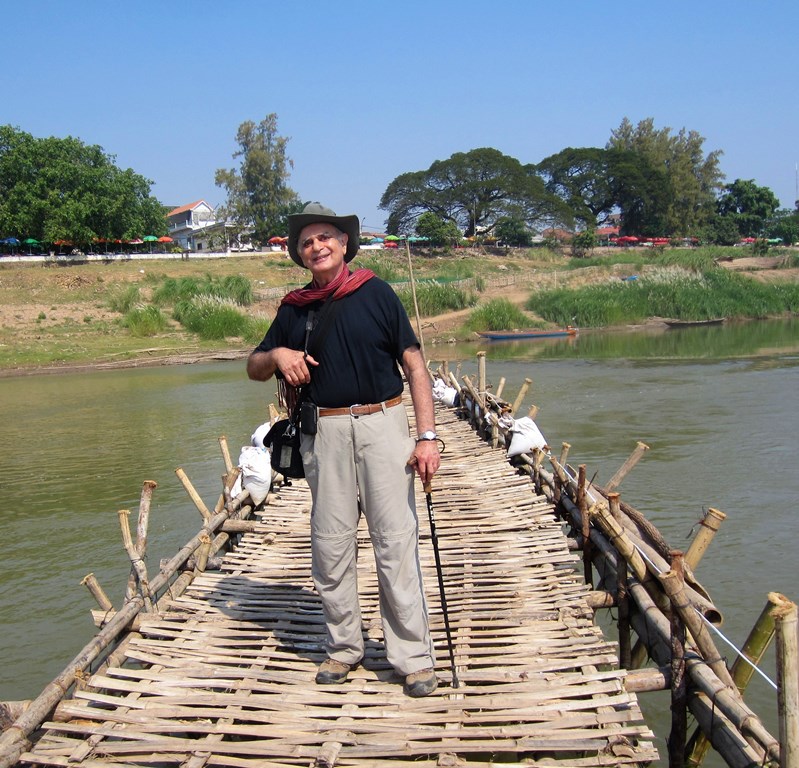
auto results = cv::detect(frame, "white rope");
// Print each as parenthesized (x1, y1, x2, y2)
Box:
(633, 543, 778, 691)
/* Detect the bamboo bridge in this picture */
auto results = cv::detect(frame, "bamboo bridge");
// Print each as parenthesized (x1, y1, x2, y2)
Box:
(1, 357, 795, 768)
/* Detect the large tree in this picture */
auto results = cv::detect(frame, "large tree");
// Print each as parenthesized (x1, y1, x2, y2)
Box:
(607, 117, 724, 236)
(0, 125, 165, 246)
(535, 147, 617, 228)
(215, 114, 301, 245)
(716, 178, 780, 238)
(380, 147, 567, 237)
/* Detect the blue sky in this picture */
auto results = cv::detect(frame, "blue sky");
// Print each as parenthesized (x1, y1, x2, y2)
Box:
(3, 1, 798, 231)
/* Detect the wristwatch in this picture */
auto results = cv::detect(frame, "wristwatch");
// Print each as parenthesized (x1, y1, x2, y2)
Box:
(416, 430, 438, 442)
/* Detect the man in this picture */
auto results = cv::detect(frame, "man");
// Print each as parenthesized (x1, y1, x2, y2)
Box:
(247, 202, 441, 697)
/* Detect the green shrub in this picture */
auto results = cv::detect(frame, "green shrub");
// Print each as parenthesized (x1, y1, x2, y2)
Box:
(243, 315, 271, 345)
(173, 295, 249, 339)
(107, 284, 141, 313)
(465, 299, 538, 331)
(356, 254, 404, 282)
(394, 281, 477, 316)
(152, 274, 253, 306)
(123, 305, 168, 336)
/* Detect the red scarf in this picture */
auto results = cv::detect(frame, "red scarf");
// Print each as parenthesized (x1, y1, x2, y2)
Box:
(280, 267, 375, 307)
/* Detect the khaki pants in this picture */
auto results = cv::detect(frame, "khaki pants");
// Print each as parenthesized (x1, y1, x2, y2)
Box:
(301, 403, 435, 676)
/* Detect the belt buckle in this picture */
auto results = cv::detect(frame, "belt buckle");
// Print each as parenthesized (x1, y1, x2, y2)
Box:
(349, 403, 363, 417)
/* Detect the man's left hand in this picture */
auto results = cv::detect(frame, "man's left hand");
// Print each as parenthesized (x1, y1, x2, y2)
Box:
(408, 439, 441, 486)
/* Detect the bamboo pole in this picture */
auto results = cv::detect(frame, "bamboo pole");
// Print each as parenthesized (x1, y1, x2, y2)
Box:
(774, 598, 799, 767)
(477, 351, 486, 400)
(606, 441, 649, 491)
(609, 493, 631, 669)
(510, 377, 531, 416)
(668, 552, 687, 768)
(687, 592, 782, 767)
(495, 376, 505, 399)
(218, 435, 233, 474)
(175, 467, 212, 522)
(126, 480, 156, 601)
(117, 510, 154, 612)
(80, 573, 113, 612)
(578, 465, 592, 585)
(684, 507, 727, 571)
(559, 442, 571, 466)
(405, 239, 426, 362)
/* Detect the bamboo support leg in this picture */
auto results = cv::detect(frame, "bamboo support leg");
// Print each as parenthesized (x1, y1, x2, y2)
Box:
(511, 377, 531, 416)
(606, 441, 649, 491)
(527, 404, 539, 420)
(578, 465, 592, 586)
(687, 592, 782, 767)
(559, 442, 571, 466)
(609, 493, 632, 668)
(175, 467, 212, 522)
(80, 573, 113, 612)
(117, 510, 154, 612)
(668, 551, 687, 768)
(774, 599, 799, 767)
(125, 480, 155, 601)
(218, 435, 233, 474)
(495, 375, 505, 399)
(684, 507, 727, 571)
(477, 351, 486, 400)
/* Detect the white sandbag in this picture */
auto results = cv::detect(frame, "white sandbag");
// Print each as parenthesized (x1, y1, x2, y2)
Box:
(432, 379, 459, 407)
(506, 416, 548, 457)
(238, 445, 272, 505)
(251, 421, 271, 449)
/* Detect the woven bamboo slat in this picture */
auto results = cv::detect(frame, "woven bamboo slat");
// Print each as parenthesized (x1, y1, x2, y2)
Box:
(20, 403, 657, 767)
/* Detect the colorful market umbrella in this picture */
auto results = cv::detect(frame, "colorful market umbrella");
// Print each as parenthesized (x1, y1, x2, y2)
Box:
(384, 235, 400, 241)
(143, 234, 158, 253)
(24, 237, 40, 254)
(157, 236, 173, 243)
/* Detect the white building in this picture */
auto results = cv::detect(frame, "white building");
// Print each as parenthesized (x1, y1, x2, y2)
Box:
(166, 200, 218, 251)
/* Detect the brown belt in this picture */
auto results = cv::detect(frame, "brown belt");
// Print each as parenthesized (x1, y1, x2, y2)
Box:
(318, 395, 403, 418)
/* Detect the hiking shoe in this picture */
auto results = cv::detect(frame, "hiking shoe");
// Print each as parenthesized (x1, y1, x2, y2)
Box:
(404, 667, 438, 697)
(315, 658, 357, 685)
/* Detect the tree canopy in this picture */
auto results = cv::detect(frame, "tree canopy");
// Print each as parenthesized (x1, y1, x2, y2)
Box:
(607, 117, 724, 236)
(214, 114, 301, 244)
(0, 125, 166, 246)
(716, 178, 780, 238)
(380, 148, 568, 237)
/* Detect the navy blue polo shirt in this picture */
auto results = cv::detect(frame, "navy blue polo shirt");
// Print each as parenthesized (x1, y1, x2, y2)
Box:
(254, 277, 419, 408)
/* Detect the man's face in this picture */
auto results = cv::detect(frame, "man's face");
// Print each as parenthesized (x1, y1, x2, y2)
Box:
(298, 223, 348, 285)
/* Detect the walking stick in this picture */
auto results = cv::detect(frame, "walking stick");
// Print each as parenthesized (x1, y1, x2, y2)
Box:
(424, 480, 460, 688)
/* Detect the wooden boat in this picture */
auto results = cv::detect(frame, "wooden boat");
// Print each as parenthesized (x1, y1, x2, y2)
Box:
(476, 326, 578, 341)
(664, 318, 725, 329)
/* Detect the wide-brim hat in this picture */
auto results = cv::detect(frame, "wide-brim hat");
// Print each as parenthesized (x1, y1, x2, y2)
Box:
(287, 202, 360, 267)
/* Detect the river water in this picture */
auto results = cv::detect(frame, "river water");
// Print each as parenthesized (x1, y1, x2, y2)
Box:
(1, 317, 797, 765)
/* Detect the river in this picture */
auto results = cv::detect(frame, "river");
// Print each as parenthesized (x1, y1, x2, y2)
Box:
(1, 317, 797, 766)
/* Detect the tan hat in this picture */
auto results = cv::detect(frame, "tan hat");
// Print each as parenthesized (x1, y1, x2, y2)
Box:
(287, 202, 360, 267)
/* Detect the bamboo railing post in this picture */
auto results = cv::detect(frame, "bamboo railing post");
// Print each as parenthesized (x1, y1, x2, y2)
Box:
(511, 377, 531, 416)
(495, 376, 505, 399)
(527, 404, 539, 420)
(405, 239, 426, 363)
(194, 533, 212, 575)
(175, 467, 212, 522)
(577, 465, 592, 586)
(687, 592, 782, 767)
(658, 569, 735, 690)
(774, 598, 799, 766)
(559, 442, 571, 467)
(668, 551, 687, 768)
(608, 493, 631, 668)
(117, 510, 154, 612)
(80, 573, 113, 612)
(126, 480, 156, 600)
(684, 507, 727, 571)
(477, 351, 486, 401)
(606, 441, 649, 491)
(218, 435, 233, 474)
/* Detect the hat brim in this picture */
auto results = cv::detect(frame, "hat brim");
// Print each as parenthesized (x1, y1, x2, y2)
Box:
(287, 212, 360, 267)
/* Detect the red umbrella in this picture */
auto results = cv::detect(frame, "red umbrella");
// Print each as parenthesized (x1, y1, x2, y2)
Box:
(268, 236, 286, 244)
(157, 236, 173, 243)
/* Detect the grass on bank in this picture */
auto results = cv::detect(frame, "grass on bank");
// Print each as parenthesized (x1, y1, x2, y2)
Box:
(527, 266, 799, 328)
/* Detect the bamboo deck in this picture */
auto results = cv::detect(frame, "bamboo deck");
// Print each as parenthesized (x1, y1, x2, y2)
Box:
(20, 404, 658, 767)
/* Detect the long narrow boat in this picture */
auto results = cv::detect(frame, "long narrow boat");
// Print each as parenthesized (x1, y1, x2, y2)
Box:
(664, 318, 725, 329)
(476, 326, 578, 341)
